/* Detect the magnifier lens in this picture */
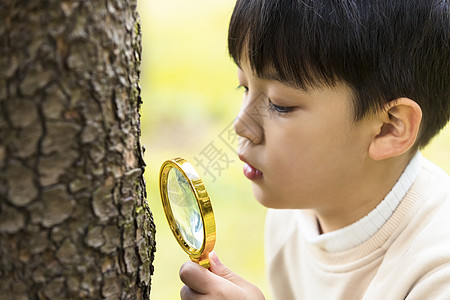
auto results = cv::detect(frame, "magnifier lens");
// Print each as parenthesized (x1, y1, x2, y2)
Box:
(167, 167, 204, 250)
(160, 158, 215, 268)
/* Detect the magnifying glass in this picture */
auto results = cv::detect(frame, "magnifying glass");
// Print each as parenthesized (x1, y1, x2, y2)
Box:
(159, 158, 216, 268)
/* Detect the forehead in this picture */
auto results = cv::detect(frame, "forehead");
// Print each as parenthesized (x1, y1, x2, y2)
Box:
(237, 55, 308, 90)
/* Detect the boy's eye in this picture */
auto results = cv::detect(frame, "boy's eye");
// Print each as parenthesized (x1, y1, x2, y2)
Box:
(268, 100, 294, 114)
(237, 84, 249, 93)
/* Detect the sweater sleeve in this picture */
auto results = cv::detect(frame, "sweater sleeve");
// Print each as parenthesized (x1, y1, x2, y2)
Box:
(406, 264, 450, 300)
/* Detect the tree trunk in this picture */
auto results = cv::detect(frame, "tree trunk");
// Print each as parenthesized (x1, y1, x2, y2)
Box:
(0, 1, 156, 299)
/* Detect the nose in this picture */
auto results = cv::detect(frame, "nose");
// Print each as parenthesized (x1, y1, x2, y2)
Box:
(233, 100, 264, 145)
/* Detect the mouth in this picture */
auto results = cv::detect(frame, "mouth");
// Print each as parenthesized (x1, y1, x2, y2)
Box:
(238, 154, 263, 181)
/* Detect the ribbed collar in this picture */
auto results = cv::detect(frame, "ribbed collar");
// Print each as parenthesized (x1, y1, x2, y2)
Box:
(296, 152, 423, 252)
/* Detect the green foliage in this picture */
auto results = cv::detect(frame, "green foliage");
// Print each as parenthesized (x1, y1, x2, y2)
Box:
(137, 1, 450, 299)
(138, 1, 269, 299)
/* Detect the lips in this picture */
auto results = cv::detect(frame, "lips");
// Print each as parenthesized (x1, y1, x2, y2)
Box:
(239, 154, 263, 181)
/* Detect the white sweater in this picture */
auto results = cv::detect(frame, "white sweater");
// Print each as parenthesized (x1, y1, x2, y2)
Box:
(265, 155, 450, 300)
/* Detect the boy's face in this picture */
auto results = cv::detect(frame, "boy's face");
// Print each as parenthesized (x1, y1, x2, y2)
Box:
(235, 60, 378, 211)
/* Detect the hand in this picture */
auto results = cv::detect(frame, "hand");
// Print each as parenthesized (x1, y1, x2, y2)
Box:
(179, 251, 266, 300)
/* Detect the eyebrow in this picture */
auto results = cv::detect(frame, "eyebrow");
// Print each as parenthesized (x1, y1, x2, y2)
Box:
(238, 66, 310, 92)
(262, 72, 310, 91)
(260, 72, 283, 82)
(237, 65, 281, 81)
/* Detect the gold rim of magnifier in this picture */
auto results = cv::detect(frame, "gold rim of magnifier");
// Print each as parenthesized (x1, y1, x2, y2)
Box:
(159, 158, 216, 268)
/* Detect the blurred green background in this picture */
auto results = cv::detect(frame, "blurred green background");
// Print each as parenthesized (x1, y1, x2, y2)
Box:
(137, 1, 450, 299)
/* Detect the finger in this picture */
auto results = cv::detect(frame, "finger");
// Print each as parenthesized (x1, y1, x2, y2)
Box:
(180, 285, 208, 300)
(209, 251, 266, 299)
(180, 260, 241, 296)
(209, 251, 249, 287)
(179, 260, 215, 294)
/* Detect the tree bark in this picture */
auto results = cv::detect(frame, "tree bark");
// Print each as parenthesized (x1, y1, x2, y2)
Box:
(0, 1, 156, 299)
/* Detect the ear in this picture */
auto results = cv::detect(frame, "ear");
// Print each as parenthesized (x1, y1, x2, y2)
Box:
(369, 98, 422, 160)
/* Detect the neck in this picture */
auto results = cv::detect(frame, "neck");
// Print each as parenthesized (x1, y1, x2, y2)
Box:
(315, 153, 415, 233)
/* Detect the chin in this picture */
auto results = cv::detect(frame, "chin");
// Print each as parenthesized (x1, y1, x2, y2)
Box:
(252, 186, 286, 209)
(252, 185, 314, 210)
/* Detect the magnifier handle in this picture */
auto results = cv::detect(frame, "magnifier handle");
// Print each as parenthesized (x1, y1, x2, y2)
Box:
(192, 257, 211, 269)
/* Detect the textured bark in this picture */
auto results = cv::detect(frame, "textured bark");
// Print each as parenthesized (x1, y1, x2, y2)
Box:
(0, 1, 156, 299)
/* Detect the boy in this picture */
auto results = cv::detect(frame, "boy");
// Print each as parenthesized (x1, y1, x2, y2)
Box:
(179, 0, 450, 299)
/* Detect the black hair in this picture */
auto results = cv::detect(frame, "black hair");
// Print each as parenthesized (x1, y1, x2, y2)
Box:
(228, 0, 450, 148)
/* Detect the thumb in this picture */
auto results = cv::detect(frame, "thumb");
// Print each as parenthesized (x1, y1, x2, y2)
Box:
(208, 251, 266, 299)
(209, 251, 250, 287)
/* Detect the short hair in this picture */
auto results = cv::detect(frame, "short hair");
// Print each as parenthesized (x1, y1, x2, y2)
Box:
(228, 0, 450, 148)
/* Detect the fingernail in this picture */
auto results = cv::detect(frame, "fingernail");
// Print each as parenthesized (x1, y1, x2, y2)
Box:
(210, 251, 221, 265)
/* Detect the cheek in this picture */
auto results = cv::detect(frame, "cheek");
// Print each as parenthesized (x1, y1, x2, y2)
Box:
(264, 139, 316, 189)
(265, 124, 333, 166)
(264, 126, 354, 186)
